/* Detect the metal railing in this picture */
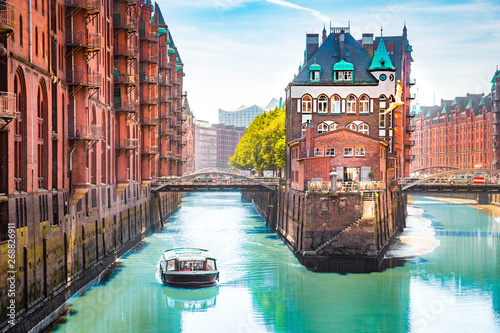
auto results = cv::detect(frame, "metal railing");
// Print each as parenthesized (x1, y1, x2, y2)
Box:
(66, 71, 101, 87)
(141, 115, 158, 125)
(160, 129, 173, 136)
(114, 100, 138, 112)
(173, 77, 182, 85)
(405, 139, 415, 146)
(139, 30, 158, 42)
(161, 151, 173, 159)
(113, 73, 138, 85)
(113, 15, 137, 30)
(140, 95, 157, 104)
(307, 181, 384, 193)
(0, 92, 16, 118)
(114, 44, 138, 57)
(174, 154, 182, 160)
(68, 125, 103, 140)
(0, 2, 15, 33)
(409, 78, 416, 85)
(159, 112, 172, 119)
(66, 31, 101, 49)
(65, 0, 99, 11)
(139, 72, 158, 83)
(140, 51, 158, 63)
(116, 138, 139, 149)
(142, 145, 158, 154)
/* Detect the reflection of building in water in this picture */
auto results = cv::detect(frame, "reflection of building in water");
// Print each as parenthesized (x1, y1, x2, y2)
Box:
(163, 286, 219, 312)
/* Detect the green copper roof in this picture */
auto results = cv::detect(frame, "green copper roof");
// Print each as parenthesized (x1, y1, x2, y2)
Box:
(333, 59, 354, 71)
(426, 111, 431, 117)
(411, 105, 417, 113)
(167, 38, 171, 44)
(168, 49, 175, 55)
(479, 97, 486, 106)
(441, 105, 447, 114)
(176, 57, 180, 62)
(176, 65, 183, 71)
(407, 44, 413, 52)
(492, 72, 498, 83)
(369, 38, 395, 71)
(452, 98, 458, 106)
(183, 73, 185, 76)
(158, 28, 167, 37)
(309, 59, 321, 71)
(466, 100, 473, 108)
(417, 106, 422, 114)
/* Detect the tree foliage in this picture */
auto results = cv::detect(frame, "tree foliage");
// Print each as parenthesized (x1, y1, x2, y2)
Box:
(229, 107, 285, 175)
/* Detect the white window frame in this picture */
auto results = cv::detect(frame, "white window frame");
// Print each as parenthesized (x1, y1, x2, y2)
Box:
(317, 123, 329, 134)
(359, 123, 369, 135)
(344, 147, 353, 157)
(301, 123, 307, 137)
(310, 71, 320, 82)
(346, 95, 356, 114)
(346, 123, 357, 131)
(355, 147, 365, 157)
(331, 95, 341, 114)
(329, 123, 338, 131)
(325, 148, 335, 156)
(359, 95, 369, 114)
(379, 110, 386, 128)
(302, 95, 312, 113)
(318, 95, 328, 113)
(314, 148, 324, 156)
(379, 95, 387, 109)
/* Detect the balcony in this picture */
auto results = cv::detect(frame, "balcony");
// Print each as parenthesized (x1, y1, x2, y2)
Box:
(140, 95, 157, 105)
(114, 44, 138, 58)
(113, 73, 138, 85)
(142, 145, 158, 155)
(139, 72, 158, 84)
(66, 71, 101, 88)
(406, 111, 416, 119)
(65, 0, 100, 14)
(409, 78, 416, 86)
(406, 125, 416, 132)
(159, 95, 172, 103)
(68, 125, 103, 140)
(405, 139, 415, 147)
(0, 92, 16, 119)
(173, 77, 182, 85)
(181, 139, 187, 146)
(409, 93, 416, 100)
(160, 129, 173, 136)
(139, 30, 158, 43)
(159, 112, 172, 119)
(113, 14, 137, 32)
(141, 115, 158, 126)
(160, 151, 173, 159)
(140, 51, 158, 63)
(174, 154, 182, 160)
(116, 138, 139, 150)
(65, 31, 101, 51)
(174, 135, 181, 141)
(0, 2, 15, 35)
(114, 100, 138, 113)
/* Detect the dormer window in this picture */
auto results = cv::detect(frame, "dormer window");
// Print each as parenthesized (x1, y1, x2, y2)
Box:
(309, 59, 321, 83)
(333, 59, 354, 83)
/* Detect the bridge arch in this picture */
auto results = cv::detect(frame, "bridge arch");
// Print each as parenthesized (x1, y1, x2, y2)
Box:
(410, 166, 460, 178)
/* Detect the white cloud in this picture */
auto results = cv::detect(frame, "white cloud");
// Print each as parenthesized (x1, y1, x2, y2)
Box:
(264, 0, 332, 22)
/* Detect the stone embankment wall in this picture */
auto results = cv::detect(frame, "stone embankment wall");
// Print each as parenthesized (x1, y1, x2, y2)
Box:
(0, 188, 181, 333)
(244, 187, 406, 273)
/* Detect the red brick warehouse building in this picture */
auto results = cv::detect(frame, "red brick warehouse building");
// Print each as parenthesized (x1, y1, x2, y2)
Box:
(410, 69, 500, 171)
(0, 0, 185, 323)
(285, 25, 415, 191)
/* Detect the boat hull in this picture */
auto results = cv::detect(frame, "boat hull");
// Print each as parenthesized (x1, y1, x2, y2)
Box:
(161, 271, 219, 286)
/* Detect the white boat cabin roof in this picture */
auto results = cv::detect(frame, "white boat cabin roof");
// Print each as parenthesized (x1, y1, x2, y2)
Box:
(162, 248, 214, 262)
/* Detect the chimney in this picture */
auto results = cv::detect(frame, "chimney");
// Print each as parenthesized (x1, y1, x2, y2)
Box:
(306, 33, 319, 62)
(305, 120, 314, 157)
(322, 25, 327, 43)
(362, 33, 374, 56)
(339, 31, 345, 57)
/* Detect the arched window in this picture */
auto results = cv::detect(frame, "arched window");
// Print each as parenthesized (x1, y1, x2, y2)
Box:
(331, 95, 340, 114)
(101, 109, 106, 184)
(379, 95, 387, 109)
(329, 122, 338, 131)
(359, 123, 369, 135)
(359, 95, 369, 113)
(346, 123, 357, 131)
(301, 95, 312, 113)
(318, 95, 328, 113)
(346, 95, 356, 114)
(37, 79, 48, 189)
(317, 123, 329, 134)
(14, 68, 27, 192)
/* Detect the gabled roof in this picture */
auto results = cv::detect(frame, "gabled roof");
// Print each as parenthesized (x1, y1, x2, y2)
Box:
(183, 97, 192, 116)
(368, 37, 395, 71)
(292, 32, 378, 84)
(155, 3, 167, 27)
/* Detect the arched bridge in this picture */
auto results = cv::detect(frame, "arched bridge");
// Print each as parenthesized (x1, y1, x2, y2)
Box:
(152, 170, 279, 193)
(410, 166, 460, 178)
(401, 169, 500, 193)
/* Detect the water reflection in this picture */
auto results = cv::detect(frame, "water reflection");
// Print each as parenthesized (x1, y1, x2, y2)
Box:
(163, 286, 219, 312)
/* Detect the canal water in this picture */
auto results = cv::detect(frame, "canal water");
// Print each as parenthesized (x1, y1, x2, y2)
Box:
(50, 193, 500, 332)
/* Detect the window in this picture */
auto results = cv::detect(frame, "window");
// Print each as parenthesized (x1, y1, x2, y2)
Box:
(318, 95, 328, 113)
(379, 95, 387, 109)
(346, 123, 357, 131)
(379, 109, 386, 128)
(355, 147, 365, 156)
(325, 148, 335, 156)
(301, 123, 307, 137)
(314, 148, 324, 156)
(329, 123, 338, 131)
(35, 27, 38, 56)
(331, 95, 340, 113)
(359, 95, 369, 113)
(317, 123, 329, 134)
(344, 147, 353, 156)
(310, 71, 320, 82)
(335, 71, 353, 82)
(359, 123, 369, 135)
(302, 95, 312, 113)
(346, 95, 356, 113)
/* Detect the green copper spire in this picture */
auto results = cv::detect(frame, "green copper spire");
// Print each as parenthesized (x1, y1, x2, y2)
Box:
(479, 97, 486, 106)
(426, 111, 431, 118)
(452, 98, 458, 106)
(466, 100, 473, 109)
(417, 106, 422, 114)
(368, 37, 395, 71)
(441, 105, 447, 114)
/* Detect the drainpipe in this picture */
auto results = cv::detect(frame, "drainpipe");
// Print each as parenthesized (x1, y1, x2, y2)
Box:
(29, 1, 32, 63)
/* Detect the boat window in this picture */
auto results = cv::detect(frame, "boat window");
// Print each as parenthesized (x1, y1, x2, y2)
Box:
(166, 260, 175, 271)
(179, 261, 205, 271)
(206, 259, 215, 271)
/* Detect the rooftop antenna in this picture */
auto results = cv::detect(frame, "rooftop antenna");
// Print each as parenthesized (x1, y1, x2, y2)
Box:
(381, 27, 383, 37)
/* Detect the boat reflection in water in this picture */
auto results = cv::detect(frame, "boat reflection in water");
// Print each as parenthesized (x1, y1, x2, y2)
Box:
(163, 286, 219, 312)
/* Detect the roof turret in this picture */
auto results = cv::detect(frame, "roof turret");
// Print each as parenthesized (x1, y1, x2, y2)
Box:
(368, 37, 395, 71)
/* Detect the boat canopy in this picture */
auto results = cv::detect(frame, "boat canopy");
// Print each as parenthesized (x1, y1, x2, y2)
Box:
(162, 248, 214, 262)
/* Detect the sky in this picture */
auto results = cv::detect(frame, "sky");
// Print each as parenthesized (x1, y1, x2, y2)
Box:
(157, 0, 500, 124)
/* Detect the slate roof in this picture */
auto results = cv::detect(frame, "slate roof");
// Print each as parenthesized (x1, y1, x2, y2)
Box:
(183, 97, 192, 116)
(292, 32, 378, 84)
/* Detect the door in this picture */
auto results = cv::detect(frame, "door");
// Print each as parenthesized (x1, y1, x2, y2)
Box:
(361, 167, 371, 182)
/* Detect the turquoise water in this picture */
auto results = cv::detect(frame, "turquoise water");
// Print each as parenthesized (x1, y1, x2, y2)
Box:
(52, 193, 500, 332)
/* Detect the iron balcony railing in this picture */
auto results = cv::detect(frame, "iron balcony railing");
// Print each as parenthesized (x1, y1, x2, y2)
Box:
(68, 125, 103, 140)
(139, 72, 158, 84)
(174, 153, 182, 160)
(173, 77, 182, 85)
(114, 100, 139, 112)
(142, 145, 158, 154)
(66, 71, 101, 87)
(405, 139, 415, 147)
(407, 111, 416, 119)
(0, 92, 16, 118)
(140, 95, 157, 105)
(409, 78, 416, 86)
(0, 1, 15, 34)
(307, 181, 384, 193)
(116, 138, 139, 149)
(161, 151, 173, 159)
(174, 135, 181, 141)
(114, 44, 138, 58)
(141, 115, 158, 126)
(113, 14, 137, 31)
(113, 73, 138, 85)
(140, 51, 158, 63)
(139, 30, 158, 42)
(159, 112, 172, 119)
(406, 125, 416, 132)
(65, 31, 101, 50)
(160, 129, 173, 136)
(65, 0, 99, 12)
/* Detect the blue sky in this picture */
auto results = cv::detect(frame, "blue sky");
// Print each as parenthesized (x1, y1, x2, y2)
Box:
(157, 0, 500, 123)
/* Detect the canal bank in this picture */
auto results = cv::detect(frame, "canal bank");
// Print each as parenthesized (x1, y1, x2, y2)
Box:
(37, 192, 500, 332)
(243, 186, 407, 274)
(0, 190, 181, 333)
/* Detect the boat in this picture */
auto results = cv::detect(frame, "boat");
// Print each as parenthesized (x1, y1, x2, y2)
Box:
(159, 248, 219, 286)
(163, 285, 219, 311)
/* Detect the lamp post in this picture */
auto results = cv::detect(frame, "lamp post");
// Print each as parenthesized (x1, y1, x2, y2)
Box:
(330, 169, 338, 193)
